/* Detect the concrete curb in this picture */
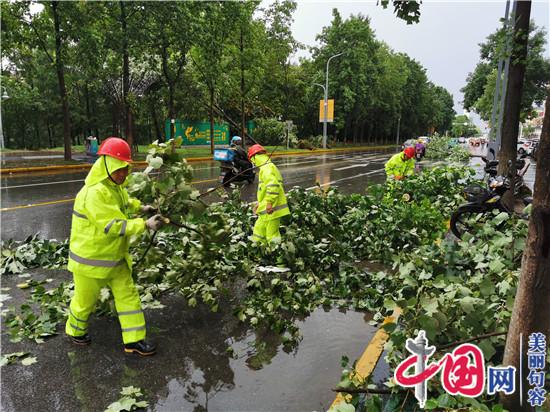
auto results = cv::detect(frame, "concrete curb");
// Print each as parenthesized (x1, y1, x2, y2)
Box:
(0, 146, 396, 175)
(330, 307, 402, 409)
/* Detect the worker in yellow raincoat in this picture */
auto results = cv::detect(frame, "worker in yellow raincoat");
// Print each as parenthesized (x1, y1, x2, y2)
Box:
(65, 137, 164, 356)
(385, 146, 416, 181)
(248, 144, 290, 244)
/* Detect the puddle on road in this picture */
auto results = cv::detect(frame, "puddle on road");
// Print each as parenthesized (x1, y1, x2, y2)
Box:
(1, 285, 386, 412)
(152, 307, 381, 412)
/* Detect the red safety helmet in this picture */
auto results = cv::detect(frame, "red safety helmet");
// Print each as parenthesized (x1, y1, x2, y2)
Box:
(97, 137, 132, 162)
(248, 144, 266, 160)
(403, 147, 415, 159)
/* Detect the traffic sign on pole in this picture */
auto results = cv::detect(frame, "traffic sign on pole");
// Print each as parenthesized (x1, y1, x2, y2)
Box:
(319, 99, 334, 123)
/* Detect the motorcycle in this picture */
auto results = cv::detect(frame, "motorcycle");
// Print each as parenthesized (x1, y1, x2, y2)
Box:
(214, 148, 255, 187)
(449, 156, 532, 239)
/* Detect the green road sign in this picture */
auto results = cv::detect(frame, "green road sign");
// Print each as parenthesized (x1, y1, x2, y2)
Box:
(165, 120, 230, 145)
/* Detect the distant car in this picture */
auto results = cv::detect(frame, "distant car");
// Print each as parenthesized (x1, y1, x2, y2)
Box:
(458, 137, 467, 144)
(517, 139, 536, 155)
(417, 136, 431, 145)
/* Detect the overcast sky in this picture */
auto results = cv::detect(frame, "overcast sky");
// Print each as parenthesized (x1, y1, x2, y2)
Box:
(285, 0, 550, 128)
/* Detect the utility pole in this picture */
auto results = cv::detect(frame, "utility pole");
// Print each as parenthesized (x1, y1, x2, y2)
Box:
(395, 114, 401, 146)
(323, 53, 343, 149)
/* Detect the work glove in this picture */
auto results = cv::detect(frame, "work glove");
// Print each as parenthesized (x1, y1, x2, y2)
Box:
(146, 214, 165, 231)
(141, 205, 156, 215)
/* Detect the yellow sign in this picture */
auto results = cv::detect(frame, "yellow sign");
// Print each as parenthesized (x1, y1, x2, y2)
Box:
(319, 99, 334, 122)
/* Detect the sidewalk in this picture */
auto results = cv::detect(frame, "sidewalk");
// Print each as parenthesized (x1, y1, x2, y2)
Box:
(1, 145, 396, 175)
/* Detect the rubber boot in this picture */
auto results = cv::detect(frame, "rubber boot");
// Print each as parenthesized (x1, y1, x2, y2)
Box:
(124, 340, 157, 356)
(69, 334, 91, 346)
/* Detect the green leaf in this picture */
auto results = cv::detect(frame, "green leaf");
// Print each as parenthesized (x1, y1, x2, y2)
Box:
(424, 399, 438, 409)
(479, 278, 495, 296)
(21, 356, 37, 366)
(420, 296, 438, 316)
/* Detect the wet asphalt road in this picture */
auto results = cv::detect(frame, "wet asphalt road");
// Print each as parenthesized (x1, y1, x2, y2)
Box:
(0, 149, 538, 412)
(1, 149, 396, 241)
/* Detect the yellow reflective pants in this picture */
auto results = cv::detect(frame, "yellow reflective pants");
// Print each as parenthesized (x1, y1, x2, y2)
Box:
(252, 216, 281, 245)
(65, 265, 146, 344)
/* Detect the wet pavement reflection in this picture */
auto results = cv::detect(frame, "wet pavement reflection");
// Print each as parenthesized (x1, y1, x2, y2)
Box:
(0, 269, 383, 412)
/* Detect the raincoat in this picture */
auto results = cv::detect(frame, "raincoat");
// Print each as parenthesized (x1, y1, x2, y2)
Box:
(66, 156, 147, 344)
(251, 153, 290, 244)
(384, 152, 415, 180)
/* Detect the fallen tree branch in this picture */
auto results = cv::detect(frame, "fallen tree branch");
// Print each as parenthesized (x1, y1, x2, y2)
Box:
(332, 387, 395, 394)
(438, 331, 507, 350)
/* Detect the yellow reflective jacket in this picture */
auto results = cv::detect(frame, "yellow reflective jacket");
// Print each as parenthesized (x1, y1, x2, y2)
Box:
(384, 152, 415, 179)
(68, 156, 145, 279)
(253, 154, 290, 220)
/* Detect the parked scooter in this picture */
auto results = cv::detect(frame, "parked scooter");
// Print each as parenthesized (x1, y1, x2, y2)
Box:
(450, 155, 532, 239)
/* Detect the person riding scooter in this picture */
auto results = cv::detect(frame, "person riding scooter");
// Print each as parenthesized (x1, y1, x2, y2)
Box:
(230, 136, 251, 171)
(219, 136, 255, 186)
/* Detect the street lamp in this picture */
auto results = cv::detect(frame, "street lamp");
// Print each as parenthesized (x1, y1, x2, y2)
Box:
(0, 86, 10, 150)
(322, 52, 343, 149)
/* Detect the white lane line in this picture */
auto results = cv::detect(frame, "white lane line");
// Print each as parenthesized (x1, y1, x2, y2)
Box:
(334, 164, 370, 171)
(1, 178, 85, 190)
(305, 168, 385, 190)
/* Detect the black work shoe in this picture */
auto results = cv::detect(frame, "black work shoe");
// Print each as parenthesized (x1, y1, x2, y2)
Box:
(124, 340, 156, 356)
(69, 334, 91, 346)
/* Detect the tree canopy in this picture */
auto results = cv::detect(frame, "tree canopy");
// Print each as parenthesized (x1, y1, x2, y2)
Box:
(1, 0, 455, 150)
(461, 21, 550, 123)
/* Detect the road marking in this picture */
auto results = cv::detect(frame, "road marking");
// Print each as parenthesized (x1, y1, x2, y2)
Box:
(305, 168, 385, 190)
(1, 178, 85, 190)
(0, 198, 76, 211)
(0, 177, 219, 211)
(334, 164, 369, 171)
(330, 308, 402, 409)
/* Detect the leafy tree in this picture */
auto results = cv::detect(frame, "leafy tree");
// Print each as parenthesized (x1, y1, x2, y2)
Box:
(428, 84, 455, 134)
(461, 21, 550, 123)
(451, 114, 479, 138)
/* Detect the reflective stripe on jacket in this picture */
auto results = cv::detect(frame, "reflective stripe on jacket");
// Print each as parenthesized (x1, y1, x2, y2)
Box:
(68, 156, 145, 279)
(254, 154, 290, 221)
(384, 152, 415, 179)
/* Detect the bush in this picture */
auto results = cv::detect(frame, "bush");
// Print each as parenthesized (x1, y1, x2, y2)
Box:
(297, 135, 322, 150)
(253, 118, 298, 147)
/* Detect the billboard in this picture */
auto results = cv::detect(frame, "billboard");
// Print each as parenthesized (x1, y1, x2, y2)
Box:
(165, 120, 230, 145)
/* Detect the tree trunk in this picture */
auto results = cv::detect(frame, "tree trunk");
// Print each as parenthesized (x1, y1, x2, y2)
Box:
(47, 124, 53, 148)
(498, 0, 531, 210)
(240, 27, 246, 146)
(209, 85, 215, 154)
(501, 88, 550, 411)
(120, 1, 132, 149)
(85, 84, 92, 136)
(52, 1, 72, 160)
(150, 100, 161, 142)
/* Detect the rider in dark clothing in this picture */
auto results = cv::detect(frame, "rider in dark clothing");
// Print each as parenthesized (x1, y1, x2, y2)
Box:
(230, 136, 252, 171)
